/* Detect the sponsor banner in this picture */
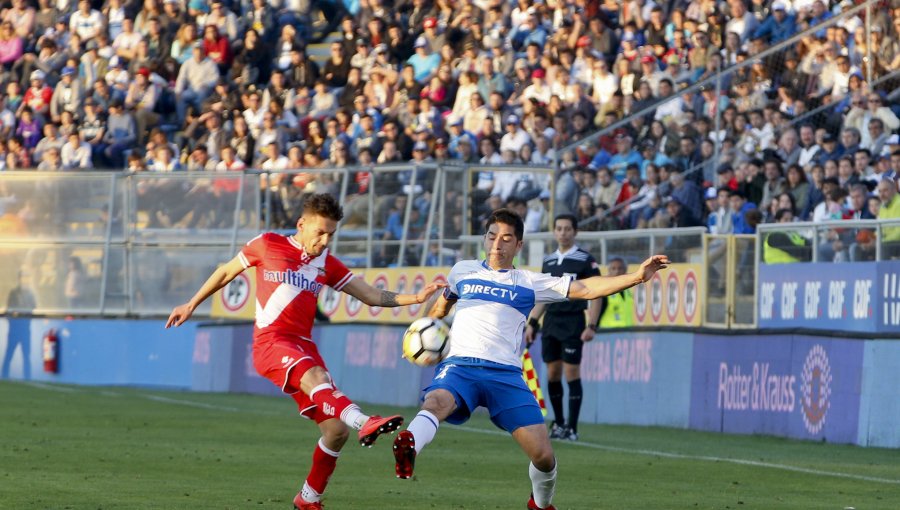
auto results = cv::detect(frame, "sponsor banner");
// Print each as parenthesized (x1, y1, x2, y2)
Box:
(211, 269, 257, 320)
(322, 267, 448, 324)
(689, 335, 864, 443)
(210, 267, 448, 324)
(875, 261, 900, 331)
(574, 331, 694, 428)
(632, 264, 703, 327)
(193, 322, 429, 406)
(758, 262, 895, 332)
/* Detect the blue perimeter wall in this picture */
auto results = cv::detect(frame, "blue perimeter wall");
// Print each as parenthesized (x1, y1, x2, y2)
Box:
(1, 318, 897, 448)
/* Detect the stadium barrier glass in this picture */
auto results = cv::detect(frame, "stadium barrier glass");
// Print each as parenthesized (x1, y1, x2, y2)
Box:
(703, 234, 758, 328)
(5, 170, 900, 327)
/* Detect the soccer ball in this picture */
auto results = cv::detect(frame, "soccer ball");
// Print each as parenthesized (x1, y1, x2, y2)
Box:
(402, 317, 451, 367)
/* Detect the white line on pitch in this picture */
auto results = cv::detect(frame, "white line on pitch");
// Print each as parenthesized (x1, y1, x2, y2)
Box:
(449, 425, 900, 486)
(141, 394, 243, 412)
(21, 381, 81, 393)
(19, 382, 900, 486)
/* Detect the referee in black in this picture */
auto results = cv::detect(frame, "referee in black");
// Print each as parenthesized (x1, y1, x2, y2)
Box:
(525, 214, 601, 441)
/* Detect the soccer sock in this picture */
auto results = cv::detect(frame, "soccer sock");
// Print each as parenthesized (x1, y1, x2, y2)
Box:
(406, 410, 440, 454)
(548, 380, 564, 426)
(567, 379, 583, 434)
(529, 459, 557, 509)
(309, 383, 368, 429)
(302, 438, 340, 502)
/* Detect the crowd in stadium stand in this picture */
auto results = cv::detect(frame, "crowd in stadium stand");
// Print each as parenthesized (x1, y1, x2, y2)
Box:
(1, 0, 900, 252)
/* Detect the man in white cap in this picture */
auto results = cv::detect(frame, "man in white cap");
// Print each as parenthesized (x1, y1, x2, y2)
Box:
(50, 67, 84, 124)
(23, 70, 52, 118)
(406, 36, 440, 84)
(500, 114, 532, 154)
(446, 115, 477, 159)
(751, 1, 796, 44)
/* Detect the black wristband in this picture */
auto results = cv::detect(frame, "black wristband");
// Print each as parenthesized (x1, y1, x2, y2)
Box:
(588, 324, 598, 332)
(528, 318, 540, 329)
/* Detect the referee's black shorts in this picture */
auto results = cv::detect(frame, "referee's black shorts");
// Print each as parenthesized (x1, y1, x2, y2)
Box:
(541, 313, 586, 365)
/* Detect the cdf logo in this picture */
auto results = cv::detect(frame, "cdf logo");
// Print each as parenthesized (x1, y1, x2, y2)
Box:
(799, 344, 832, 435)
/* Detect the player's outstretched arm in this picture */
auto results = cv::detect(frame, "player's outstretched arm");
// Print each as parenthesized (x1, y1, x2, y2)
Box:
(568, 255, 670, 301)
(342, 278, 447, 307)
(165, 256, 246, 328)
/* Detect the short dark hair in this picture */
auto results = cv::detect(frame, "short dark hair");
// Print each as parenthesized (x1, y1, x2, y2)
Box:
(554, 213, 578, 231)
(302, 193, 344, 221)
(486, 208, 524, 240)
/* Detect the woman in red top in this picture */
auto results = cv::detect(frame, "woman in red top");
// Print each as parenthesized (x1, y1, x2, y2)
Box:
(201, 25, 231, 72)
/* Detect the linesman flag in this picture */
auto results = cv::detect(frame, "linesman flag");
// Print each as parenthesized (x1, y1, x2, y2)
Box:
(522, 348, 547, 417)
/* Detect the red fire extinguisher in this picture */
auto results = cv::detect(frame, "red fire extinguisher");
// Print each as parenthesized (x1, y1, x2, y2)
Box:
(43, 329, 59, 374)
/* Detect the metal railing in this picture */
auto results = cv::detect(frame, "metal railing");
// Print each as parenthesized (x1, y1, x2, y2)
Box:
(457, 227, 707, 268)
(757, 218, 900, 263)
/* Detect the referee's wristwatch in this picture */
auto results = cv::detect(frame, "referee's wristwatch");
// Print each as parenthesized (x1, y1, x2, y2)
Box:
(587, 324, 599, 332)
(528, 318, 540, 329)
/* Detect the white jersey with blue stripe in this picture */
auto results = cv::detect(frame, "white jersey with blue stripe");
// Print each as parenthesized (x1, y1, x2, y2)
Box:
(445, 260, 573, 368)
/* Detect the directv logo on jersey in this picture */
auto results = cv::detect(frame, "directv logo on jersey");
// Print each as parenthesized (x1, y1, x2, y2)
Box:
(460, 283, 518, 301)
(263, 269, 325, 295)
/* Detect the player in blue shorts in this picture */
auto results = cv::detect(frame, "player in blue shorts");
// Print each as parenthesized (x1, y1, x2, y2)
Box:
(392, 209, 670, 510)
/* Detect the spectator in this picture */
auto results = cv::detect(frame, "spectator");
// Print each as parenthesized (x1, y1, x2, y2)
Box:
(61, 131, 93, 169)
(608, 134, 642, 182)
(730, 190, 757, 234)
(79, 97, 106, 160)
(0, 21, 23, 72)
(16, 106, 42, 150)
(839, 127, 862, 158)
(407, 36, 440, 84)
(23, 70, 52, 118)
(33, 122, 64, 163)
(70, 0, 104, 43)
(707, 187, 733, 235)
(232, 28, 270, 85)
(201, 25, 232, 72)
(759, 159, 786, 213)
(150, 144, 181, 172)
(102, 100, 136, 168)
(174, 43, 219, 124)
(113, 18, 142, 61)
(798, 125, 821, 167)
(815, 132, 841, 165)
(36, 145, 62, 170)
(846, 92, 900, 150)
(753, 1, 796, 44)
(124, 68, 159, 144)
(186, 144, 214, 172)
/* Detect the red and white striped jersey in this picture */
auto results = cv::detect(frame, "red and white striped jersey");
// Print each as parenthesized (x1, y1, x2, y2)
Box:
(239, 233, 353, 340)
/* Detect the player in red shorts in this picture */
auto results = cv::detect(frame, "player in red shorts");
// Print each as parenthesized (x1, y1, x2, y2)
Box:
(166, 193, 445, 509)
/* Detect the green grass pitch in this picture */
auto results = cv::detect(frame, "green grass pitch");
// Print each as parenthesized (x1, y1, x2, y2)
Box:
(1, 381, 897, 509)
